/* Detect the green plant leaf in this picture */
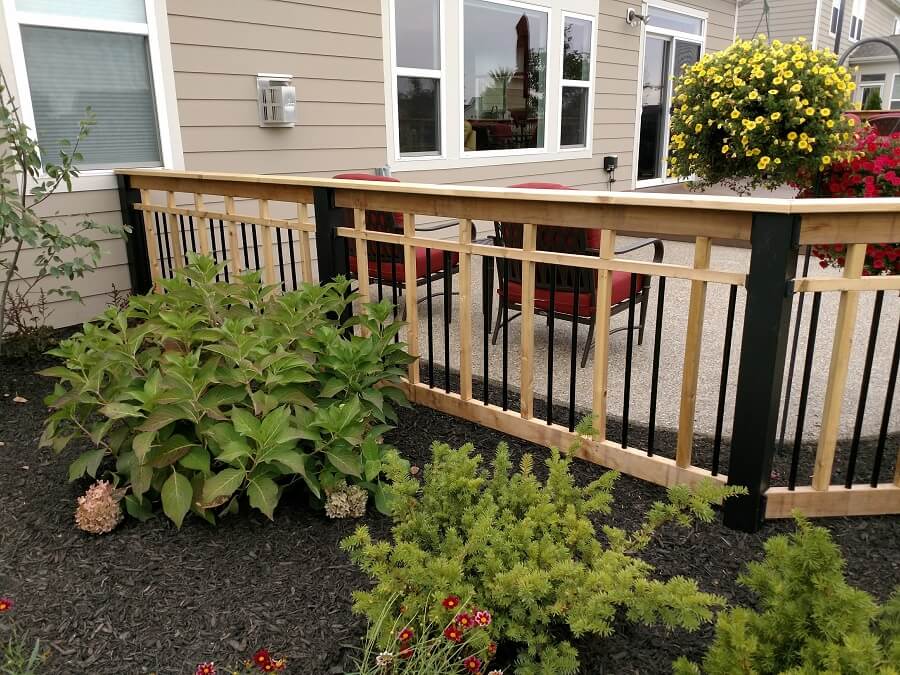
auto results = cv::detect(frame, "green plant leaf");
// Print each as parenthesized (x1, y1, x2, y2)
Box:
(130, 460, 153, 498)
(201, 468, 245, 505)
(148, 434, 196, 469)
(325, 446, 362, 478)
(161, 470, 192, 528)
(247, 475, 280, 520)
(178, 446, 211, 474)
(230, 408, 261, 439)
(100, 402, 144, 420)
(319, 378, 345, 398)
(264, 447, 310, 476)
(138, 404, 194, 433)
(124, 494, 154, 522)
(132, 431, 155, 462)
(68, 448, 104, 482)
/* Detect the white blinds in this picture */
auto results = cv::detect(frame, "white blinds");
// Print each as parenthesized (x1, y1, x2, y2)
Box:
(20, 26, 161, 169)
(15, 0, 146, 23)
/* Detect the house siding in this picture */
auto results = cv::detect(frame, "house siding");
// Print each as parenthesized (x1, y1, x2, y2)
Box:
(737, 0, 817, 42)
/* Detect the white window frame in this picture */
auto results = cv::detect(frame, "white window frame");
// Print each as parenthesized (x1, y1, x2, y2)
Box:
(849, 0, 866, 41)
(632, 0, 707, 189)
(891, 73, 900, 108)
(829, 0, 840, 36)
(893, 16, 899, 34)
(388, 0, 447, 160)
(858, 78, 884, 107)
(382, 0, 598, 172)
(0, 0, 183, 191)
(558, 11, 596, 152)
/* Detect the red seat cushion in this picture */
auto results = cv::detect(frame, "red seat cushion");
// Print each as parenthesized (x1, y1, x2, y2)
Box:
(507, 182, 600, 248)
(350, 247, 459, 283)
(499, 271, 641, 317)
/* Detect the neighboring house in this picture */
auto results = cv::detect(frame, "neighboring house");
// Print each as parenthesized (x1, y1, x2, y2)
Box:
(847, 33, 900, 107)
(736, 0, 900, 53)
(0, 0, 739, 326)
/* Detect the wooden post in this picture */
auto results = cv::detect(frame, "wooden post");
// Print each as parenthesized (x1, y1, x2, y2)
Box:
(676, 236, 712, 467)
(812, 243, 867, 491)
(724, 213, 799, 532)
(258, 199, 276, 286)
(193, 193, 211, 256)
(591, 229, 616, 440)
(458, 219, 474, 400)
(138, 189, 163, 288)
(519, 223, 538, 418)
(402, 213, 421, 385)
(352, 208, 371, 305)
(297, 203, 314, 283)
(224, 196, 242, 277)
(166, 191, 185, 270)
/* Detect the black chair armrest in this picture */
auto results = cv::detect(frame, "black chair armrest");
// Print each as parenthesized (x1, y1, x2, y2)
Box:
(614, 238, 664, 263)
(414, 219, 459, 232)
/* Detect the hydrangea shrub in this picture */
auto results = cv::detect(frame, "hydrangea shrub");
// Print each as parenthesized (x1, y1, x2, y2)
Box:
(342, 426, 744, 675)
(40, 255, 411, 527)
(668, 36, 857, 192)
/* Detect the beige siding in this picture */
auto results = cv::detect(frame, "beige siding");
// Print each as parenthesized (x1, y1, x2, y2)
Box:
(863, 0, 900, 37)
(737, 0, 817, 42)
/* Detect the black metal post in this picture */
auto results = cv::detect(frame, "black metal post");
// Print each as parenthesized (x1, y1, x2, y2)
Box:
(723, 213, 800, 532)
(117, 174, 152, 295)
(313, 187, 349, 284)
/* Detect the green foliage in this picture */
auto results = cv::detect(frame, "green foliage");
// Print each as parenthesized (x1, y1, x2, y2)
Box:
(674, 517, 900, 675)
(0, 65, 127, 356)
(40, 255, 412, 526)
(667, 36, 857, 193)
(862, 88, 883, 111)
(1, 633, 43, 675)
(342, 429, 744, 674)
(348, 594, 496, 675)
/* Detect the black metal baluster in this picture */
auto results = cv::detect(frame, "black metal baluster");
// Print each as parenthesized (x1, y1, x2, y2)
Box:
(621, 273, 638, 448)
(209, 219, 221, 282)
(153, 212, 169, 278)
(777, 247, 813, 455)
(443, 251, 452, 392)
(392, 246, 401, 343)
(568, 269, 581, 432)
(374, 243, 384, 301)
(426, 249, 435, 387)
(712, 284, 738, 475)
(789, 292, 822, 490)
(275, 227, 286, 291)
(648, 276, 666, 456)
(547, 266, 557, 426)
(845, 290, 885, 487)
(186, 215, 197, 257)
(178, 214, 189, 265)
(218, 220, 230, 282)
(502, 257, 510, 411)
(240, 223, 250, 270)
(251, 224, 261, 270)
(287, 229, 298, 290)
(871, 314, 900, 486)
(482, 255, 494, 405)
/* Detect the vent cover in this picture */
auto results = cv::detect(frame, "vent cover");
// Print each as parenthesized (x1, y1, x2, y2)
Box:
(257, 74, 296, 127)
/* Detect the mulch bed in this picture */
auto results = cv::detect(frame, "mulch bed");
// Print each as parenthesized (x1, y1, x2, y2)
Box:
(1, 352, 898, 675)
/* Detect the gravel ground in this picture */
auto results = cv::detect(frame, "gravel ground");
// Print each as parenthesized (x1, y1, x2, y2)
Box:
(1, 351, 898, 675)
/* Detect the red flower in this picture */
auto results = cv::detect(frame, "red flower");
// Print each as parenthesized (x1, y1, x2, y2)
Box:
(399, 646, 414, 659)
(442, 595, 461, 610)
(397, 627, 414, 643)
(253, 649, 271, 666)
(0, 597, 12, 612)
(195, 663, 216, 675)
(474, 610, 492, 626)
(444, 625, 463, 643)
(487, 642, 497, 656)
(455, 612, 475, 630)
(462, 655, 483, 673)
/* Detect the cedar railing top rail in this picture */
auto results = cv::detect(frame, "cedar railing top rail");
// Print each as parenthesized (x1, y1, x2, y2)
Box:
(117, 168, 900, 244)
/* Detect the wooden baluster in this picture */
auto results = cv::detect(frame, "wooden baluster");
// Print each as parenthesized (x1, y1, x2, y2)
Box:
(193, 193, 210, 256)
(297, 203, 314, 283)
(403, 213, 421, 385)
(676, 236, 712, 467)
(519, 223, 538, 418)
(258, 199, 276, 286)
(167, 191, 185, 270)
(140, 189, 163, 288)
(591, 229, 616, 440)
(224, 196, 242, 277)
(353, 208, 371, 335)
(458, 219, 474, 401)
(813, 243, 867, 491)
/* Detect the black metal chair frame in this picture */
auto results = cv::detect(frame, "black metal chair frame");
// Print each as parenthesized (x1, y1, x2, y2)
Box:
(489, 221, 664, 367)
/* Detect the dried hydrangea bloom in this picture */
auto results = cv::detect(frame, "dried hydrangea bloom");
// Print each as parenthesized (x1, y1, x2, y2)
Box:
(75, 480, 125, 534)
(375, 651, 394, 667)
(324, 484, 368, 519)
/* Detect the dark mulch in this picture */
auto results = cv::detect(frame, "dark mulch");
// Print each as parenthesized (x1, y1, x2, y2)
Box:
(1, 352, 898, 675)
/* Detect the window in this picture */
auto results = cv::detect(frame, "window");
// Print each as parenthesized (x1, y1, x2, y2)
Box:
(5, 0, 170, 171)
(892, 74, 900, 109)
(859, 73, 884, 109)
(560, 14, 594, 148)
(893, 17, 900, 34)
(849, 0, 866, 40)
(462, 0, 549, 153)
(393, 0, 442, 156)
(830, 0, 841, 35)
(635, 2, 705, 184)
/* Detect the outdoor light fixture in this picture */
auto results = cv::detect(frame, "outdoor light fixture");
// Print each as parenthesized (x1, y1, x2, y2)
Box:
(626, 8, 650, 25)
(256, 74, 296, 127)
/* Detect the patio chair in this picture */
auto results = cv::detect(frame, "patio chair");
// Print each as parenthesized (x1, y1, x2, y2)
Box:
(333, 173, 462, 316)
(490, 182, 664, 368)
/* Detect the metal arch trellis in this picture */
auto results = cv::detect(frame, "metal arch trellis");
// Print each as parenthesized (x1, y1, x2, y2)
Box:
(839, 37, 900, 134)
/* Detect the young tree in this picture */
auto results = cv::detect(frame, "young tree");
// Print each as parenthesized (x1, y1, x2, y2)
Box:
(0, 65, 128, 355)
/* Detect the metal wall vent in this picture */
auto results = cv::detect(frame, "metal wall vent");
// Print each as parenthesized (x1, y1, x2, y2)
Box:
(257, 74, 296, 127)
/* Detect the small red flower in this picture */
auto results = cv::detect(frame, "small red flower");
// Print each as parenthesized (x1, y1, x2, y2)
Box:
(398, 646, 414, 659)
(442, 595, 461, 610)
(444, 625, 463, 643)
(474, 610, 492, 626)
(455, 612, 474, 630)
(462, 655, 483, 673)
(487, 642, 497, 656)
(0, 597, 12, 612)
(253, 649, 271, 666)
(397, 627, 414, 642)
(195, 662, 216, 675)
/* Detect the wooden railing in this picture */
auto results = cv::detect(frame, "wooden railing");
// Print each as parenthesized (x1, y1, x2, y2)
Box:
(116, 169, 900, 531)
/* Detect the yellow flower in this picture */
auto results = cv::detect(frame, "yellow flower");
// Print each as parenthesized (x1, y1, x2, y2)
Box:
(790, 83, 802, 92)
(787, 131, 798, 140)
(748, 90, 759, 99)
(773, 76, 784, 85)
(768, 89, 779, 94)
(822, 155, 832, 164)
(721, 144, 730, 153)
(804, 107, 815, 116)
(770, 111, 782, 121)
(730, 109, 741, 119)
(848, 117, 856, 127)
(820, 108, 831, 116)
(757, 156, 771, 169)
(695, 123, 703, 132)
(798, 139, 809, 149)
(826, 119, 835, 128)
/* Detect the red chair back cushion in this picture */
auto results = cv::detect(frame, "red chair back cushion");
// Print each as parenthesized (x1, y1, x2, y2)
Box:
(506, 182, 600, 248)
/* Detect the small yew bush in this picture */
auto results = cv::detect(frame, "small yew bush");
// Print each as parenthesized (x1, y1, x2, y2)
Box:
(40, 255, 411, 527)
(342, 425, 743, 675)
(674, 517, 900, 674)
(668, 36, 857, 192)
